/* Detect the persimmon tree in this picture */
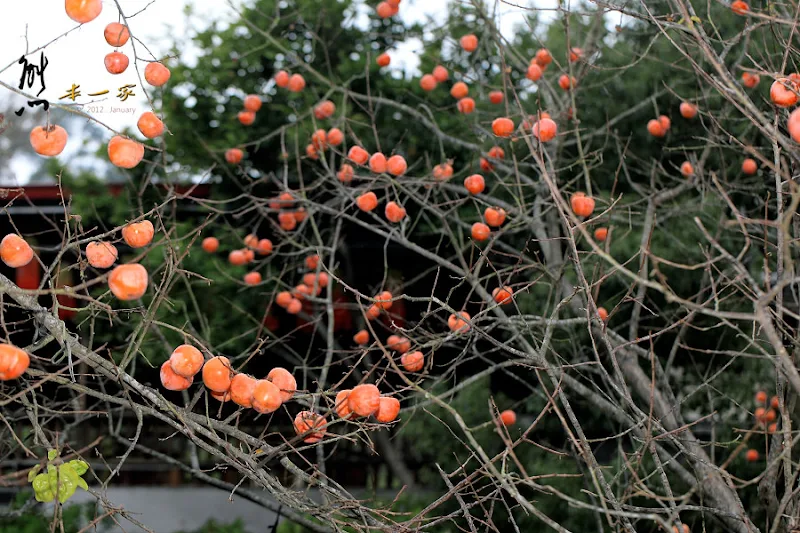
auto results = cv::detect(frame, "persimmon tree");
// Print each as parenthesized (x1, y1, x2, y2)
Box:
(3, 0, 800, 532)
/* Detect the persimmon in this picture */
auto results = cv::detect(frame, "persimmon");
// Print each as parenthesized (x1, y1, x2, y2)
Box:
(66, 0, 102, 23)
(225, 148, 244, 164)
(169, 344, 204, 378)
(244, 248, 256, 262)
(387, 155, 407, 176)
(770, 79, 798, 107)
(500, 409, 516, 426)
(492, 286, 513, 304)
(471, 222, 490, 241)
(376, 291, 393, 309)
(275, 291, 293, 308)
(327, 128, 344, 146)
(108, 135, 145, 169)
(244, 272, 262, 285)
(314, 100, 336, 120)
(0, 344, 30, 381)
(492, 117, 514, 137)
(252, 379, 283, 413)
(401, 350, 423, 372)
(238, 111, 256, 126)
(771, 396, 780, 408)
(202, 356, 233, 393)
(731, 1, 749, 14)
(86, 241, 118, 269)
(742, 158, 757, 175)
(0, 235, 33, 268)
(558, 74, 576, 90)
(354, 329, 369, 345)
(376, 53, 391, 67)
(745, 449, 759, 462)
(286, 298, 302, 314)
(108, 264, 148, 300)
(244, 94, 262, 112)
(293, 284, 312, 300)
(448, 311, 471, 333)
(256, 239, 273, 255)
(534, 48, 552, 67)
(288, 74, 306, 92)
(137, 112, 165, 139)
(457, 97, 475, 114)
(647, 119, 666, 138)
(387, 335, 411, 354)
(144, 62, 171, 86)
(432, 65, 449, 82)
(532, 118, 557, 142)
(305, 144, 319, 160)
(376, 1, 393, 18)
(369, 153, 387, 173)
(789, 108, 800, 142)
(278, 212, 297, 231)
(210, 390, 231, 402)
(348, 146, 370, 165)
(243, 234, 258, 249)
(569, 47, 583, 62)
(122, 220, 154, 248)
(293, 411, 327, 443)
(742, 72, 760, 88)
(680, 161, 694, 177)
(433, 162, 454, 181)
(460, 34, 478, 52)
(488, 146, 505, 160)
(597, 307, 609, 322)
(464, 174, 485, 195)
(348, 384, 381, 416)
(104, 23, 130, 46)
(311, 129, 327, 150)
(160, 361, 192, 391)
(680, 102, 698, 119)
(268, 367, 297, 402)
(303, 272, 329, 289)
(356, 191, 379, 212)
(335, 390, 353, 418)
(526, 63, 543, 81)
(768, 423, 778, 433)
(658, 115, 671, 130)
(275, 70, 290, 87)
(338, 164, 354, 183)
(229, 250, 247, 266)
(305, 254, 320, 270)
(229, 374, 257, 408)
(672, 525, 690, 533)
(765, 409, 777, 422)
(450, 81, 469, 99)
(594, 227, 609, 241)
(366, 303, 381, 320)
(484, 207, 506, 227)
(571, 192, 595, 217)
(420, 74, 437, 91)
(375, 397, 400, 423)
(755, 390, 768, 404)
(385, 201, 407, 223)
(755, 406, 766, 421)
(489, 91, 504, 104)
(30, 125, 68, 157)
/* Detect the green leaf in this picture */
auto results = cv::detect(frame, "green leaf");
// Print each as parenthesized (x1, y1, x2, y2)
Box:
(47, 449, 59, 461)
(27, 464, 41, 482)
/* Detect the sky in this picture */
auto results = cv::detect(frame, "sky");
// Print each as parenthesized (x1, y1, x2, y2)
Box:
(0, 0, 559, 185)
